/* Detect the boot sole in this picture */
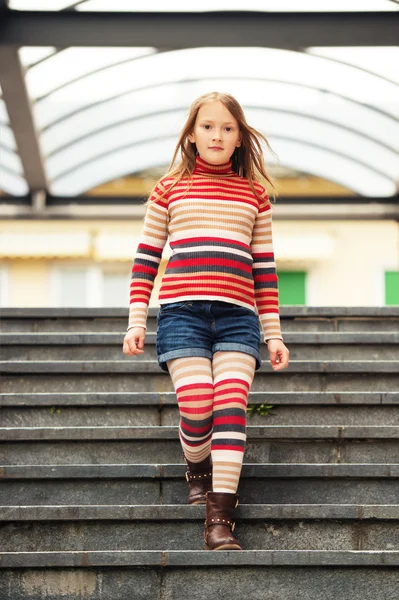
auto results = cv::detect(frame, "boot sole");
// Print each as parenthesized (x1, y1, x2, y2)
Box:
(203, 543, 242, 551)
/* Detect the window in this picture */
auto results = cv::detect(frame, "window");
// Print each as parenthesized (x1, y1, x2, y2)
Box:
(385, 271, 399, 305)
(56, 267, 89, 307)
(52, 264, 130, 306)
(278, 271, 307, 305)
(0, 265, 9, 306)
(103, 270, 130, 307)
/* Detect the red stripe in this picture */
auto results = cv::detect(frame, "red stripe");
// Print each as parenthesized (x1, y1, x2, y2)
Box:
(252, 252, 275, 259)
(136, 243, 164, 253)
(129, 279, 152, 289)
(176, 383, 213, 393)
(253, 274, 278, 283)
(132, 265, 158, 276)
(181, 422, 212, 434)
(211, 445, 245, 453)
(213, 416, 246, 426)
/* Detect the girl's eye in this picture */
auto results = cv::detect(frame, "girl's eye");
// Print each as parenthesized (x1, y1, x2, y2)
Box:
(202, 125, 233, 131)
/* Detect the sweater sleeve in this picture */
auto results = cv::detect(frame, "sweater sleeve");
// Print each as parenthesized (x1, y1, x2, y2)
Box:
(251, 186, 283, 342)
(126, 179, 169, 332)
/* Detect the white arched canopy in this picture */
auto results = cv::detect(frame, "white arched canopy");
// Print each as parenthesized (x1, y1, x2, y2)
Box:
(0, 94, 29, 195)
(2, 42, 398, 197)
(19, 46, 399, 197)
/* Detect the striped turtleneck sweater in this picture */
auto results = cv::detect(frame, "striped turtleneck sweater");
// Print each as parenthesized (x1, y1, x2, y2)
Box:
(127, 155, 283, 342)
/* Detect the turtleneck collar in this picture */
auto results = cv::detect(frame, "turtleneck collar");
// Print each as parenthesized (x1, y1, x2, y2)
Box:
(193, 155, 235, 177)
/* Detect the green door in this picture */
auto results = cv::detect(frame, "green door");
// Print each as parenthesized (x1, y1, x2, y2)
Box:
(278, 271, 306, 305)
(385, 271, 399, 305)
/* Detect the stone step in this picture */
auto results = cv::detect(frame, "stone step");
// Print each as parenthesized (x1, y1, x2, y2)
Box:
(1, 464, 399, 506)
(4, 404, 399, 427)
(1, 478, 399, 507)
(3, 438, 399, 465)
(1, 548, 399, 567)
(1, 391, 398, 406)
(3, 463, 399, 479)
(2, 502, 399, 521)
(3, 332, 399, 344)
(1, 306, 398, 334)
(2, 359, 398, 374)
(2, 425, 399, 441)
(4, 316, 398, 333)
(2, 511, 399, 552)
(1, 555, 399, 600)
(2, 335, 399, 361)
(2, 372, 397, 393)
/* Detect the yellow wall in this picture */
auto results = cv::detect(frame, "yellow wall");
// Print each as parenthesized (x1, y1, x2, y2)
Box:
(1, 219, 398, 307)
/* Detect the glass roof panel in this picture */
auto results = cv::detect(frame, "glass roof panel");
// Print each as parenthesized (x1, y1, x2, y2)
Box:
(0, 124, 17, 151)
(49, 136, 395, 197)
(19, 47, 57, 68)
(32, 47, 399, 131)
(10, 0, 399, 11)
(0, 146, 24, 174)
(272, 140, 396, 197)
(40, 78, 399, 157)
(0, 97, 18, 151)
(0, 170, 29, 196)
(0, 94, 29, 195)
(307, 47, 399, 84)
(46, 107, 397, 184)
(0, 97, 9, 125)
(24, 47, 156, 100)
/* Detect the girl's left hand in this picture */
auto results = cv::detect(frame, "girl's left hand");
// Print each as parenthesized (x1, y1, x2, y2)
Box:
(267, 339, 290, 371)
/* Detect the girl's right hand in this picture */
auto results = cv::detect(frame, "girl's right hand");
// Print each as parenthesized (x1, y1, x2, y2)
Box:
(123, 327, 146, 355)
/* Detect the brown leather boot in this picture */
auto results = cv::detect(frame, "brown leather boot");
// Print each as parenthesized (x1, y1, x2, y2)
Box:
(203, 491, 242, 550)
(184, 454, 213, 505)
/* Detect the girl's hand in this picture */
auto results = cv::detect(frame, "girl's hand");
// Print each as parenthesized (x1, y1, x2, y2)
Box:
(267, 339, 290, 371)
(123, 327, 146, 355)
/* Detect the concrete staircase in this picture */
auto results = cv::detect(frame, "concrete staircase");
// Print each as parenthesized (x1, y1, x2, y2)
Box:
(1, 306, 399, 600)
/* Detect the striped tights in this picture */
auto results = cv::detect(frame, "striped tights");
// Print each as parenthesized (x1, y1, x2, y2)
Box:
(167, 352, 256, 493)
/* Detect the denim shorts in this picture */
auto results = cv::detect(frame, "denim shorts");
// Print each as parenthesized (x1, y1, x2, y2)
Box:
(156, 300, 261, 373)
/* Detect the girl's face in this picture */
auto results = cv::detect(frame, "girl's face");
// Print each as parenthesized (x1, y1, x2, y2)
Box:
(188, 101, 242, 165)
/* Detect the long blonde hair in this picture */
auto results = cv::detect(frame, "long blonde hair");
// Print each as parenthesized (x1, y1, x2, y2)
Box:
(146, 91, 278, 205)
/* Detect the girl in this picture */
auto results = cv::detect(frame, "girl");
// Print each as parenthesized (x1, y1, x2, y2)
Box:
(123, 91, 290, 551)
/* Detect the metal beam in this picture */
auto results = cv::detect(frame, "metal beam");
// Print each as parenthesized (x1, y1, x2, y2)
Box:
(0, 196, 398, 221)
(0, 46, 48, 192)
(0, 11, 398, 47)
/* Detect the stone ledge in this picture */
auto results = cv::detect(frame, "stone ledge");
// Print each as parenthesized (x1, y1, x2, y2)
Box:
(1, 359, 398, 374)
(1, 503, 399, 522)
(2, 332, 399, 345)
(2, 425, 399, 441)
(1, 307, 399, 318)
(1, 549, 399, 568)
(1, 391, 398, 407)
(2, 463, 399, 480)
